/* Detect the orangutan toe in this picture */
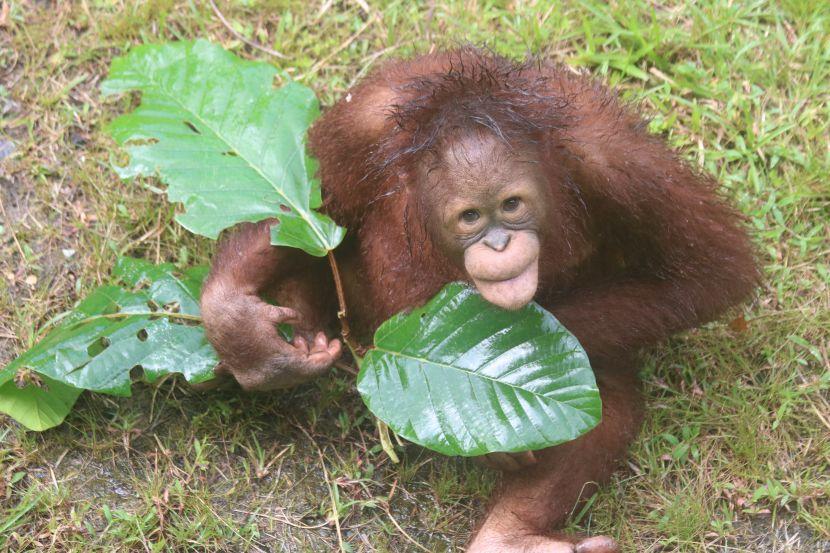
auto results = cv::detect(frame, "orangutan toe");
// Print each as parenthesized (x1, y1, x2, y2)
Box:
(575, 535, 620, 553)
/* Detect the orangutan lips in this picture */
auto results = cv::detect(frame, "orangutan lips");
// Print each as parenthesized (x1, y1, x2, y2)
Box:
(464, 230, 540, 310)
(471, 259, 538, 311)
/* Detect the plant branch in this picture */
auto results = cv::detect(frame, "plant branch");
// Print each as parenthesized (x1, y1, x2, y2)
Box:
(327, 250, 360, 353)
(326, 251, 401, 462)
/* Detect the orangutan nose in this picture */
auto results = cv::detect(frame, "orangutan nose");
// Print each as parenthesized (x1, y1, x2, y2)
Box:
(482, 228, 511, 252)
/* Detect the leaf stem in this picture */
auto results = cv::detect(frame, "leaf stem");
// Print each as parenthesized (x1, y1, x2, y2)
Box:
(36, 310, 204, 340)
(66, 311, 203, 326)
(327, 250, 402, 463)
(377, 420, 400, 464)
(327, 250, 360, 353)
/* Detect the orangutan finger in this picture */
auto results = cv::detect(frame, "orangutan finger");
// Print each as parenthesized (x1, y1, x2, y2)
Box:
(326, 338, 342, 359)
(312, 331, 329, 352)
(292, 335, 309, 353)
(263, 305, 301, 324)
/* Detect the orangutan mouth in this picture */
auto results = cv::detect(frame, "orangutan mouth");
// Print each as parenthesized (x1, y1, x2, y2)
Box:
(471, 259, 538, 311)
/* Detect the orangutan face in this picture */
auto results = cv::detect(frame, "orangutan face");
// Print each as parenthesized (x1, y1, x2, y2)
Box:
(423, 132, 545, 310)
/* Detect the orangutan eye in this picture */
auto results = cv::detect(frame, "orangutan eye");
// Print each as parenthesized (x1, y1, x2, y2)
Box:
(460, 209, 480, 223)
(502, 197, 521, 212)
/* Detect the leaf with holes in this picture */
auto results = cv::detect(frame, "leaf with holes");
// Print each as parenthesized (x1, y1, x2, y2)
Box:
(102, 40, 345, 256)
(357, 283, 601, 457)
(0, 258, 218, 430)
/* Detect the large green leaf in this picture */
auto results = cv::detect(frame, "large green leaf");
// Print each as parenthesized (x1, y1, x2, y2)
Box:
(102, 40, 345, 256)
(357, 283, 601, 457)
(0, 258, 218, 405)
(0, 376, 82, 432)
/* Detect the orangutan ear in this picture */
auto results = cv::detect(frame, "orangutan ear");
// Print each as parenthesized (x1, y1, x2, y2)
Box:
(307, 78, 402, 226)
(316, 49, 468, 146)
(345, 83, 400, 140)
(308, 52, 463, 226)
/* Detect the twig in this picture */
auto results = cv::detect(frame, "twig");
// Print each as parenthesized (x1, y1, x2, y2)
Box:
(327, 250, 360, 353)
(0, 194, 26, 262)
(0, 2, 9, 27)
(811, 403, 830, 431)
(301, 12, 379, 79)
(382, 505, 430, 552)
(321, 449, 346, 552)
(117, 213, 164, 256)
(351, 0, 371, 14)
(314, 0, 335, 23)
(333, 360, 358, 376)
(347, 43, 404, 88)
(326, 252, 405, 468)
(154, 209, 162, 264)
(207, 0, 287, 59)
(232, 509, 329, 530)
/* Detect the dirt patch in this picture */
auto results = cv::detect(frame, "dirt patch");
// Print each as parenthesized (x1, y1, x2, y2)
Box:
(14, 380, 486, 551)
(731, 518, 830, 552)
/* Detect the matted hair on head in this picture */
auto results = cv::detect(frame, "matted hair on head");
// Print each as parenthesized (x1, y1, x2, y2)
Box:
(380, 47, 569, 172)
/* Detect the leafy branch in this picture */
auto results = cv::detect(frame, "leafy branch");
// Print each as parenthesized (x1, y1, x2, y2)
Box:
(1, 41, 600, 459)
(0, 258, 217, 430)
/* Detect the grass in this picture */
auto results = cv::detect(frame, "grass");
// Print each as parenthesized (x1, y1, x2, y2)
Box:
(0, 0, 828, 551)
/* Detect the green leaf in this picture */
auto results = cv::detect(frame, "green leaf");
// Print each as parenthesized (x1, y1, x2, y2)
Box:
(357, 283, 601, 457)
(0, 258, 218, 401)
(102, 40, 345, 256)
(0, 376, 82, 431)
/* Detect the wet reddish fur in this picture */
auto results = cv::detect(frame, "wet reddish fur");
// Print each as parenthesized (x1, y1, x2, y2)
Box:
(203, 47, 759, 543)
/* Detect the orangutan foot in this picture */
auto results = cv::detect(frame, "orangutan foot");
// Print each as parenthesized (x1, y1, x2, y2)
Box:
(466, 533, 619, 553)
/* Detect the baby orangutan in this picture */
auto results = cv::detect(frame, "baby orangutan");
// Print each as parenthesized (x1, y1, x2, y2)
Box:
(200, 48, 758, 552)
